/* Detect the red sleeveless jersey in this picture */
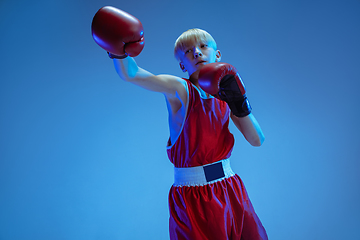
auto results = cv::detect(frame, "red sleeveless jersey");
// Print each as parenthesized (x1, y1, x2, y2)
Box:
(167, 79, 235, 168)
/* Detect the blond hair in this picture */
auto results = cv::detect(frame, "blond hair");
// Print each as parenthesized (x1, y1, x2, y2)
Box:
(174, 28, 217, 61)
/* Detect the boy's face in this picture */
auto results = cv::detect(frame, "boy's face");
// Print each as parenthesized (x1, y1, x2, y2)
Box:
(177, 39, 221, 78)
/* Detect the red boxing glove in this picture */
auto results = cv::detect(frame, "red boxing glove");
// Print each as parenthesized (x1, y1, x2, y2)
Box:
(198, 62, 252, 117)
(91, 6, 145, 58)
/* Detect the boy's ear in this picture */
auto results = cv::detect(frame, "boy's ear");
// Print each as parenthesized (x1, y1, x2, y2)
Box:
(179, 62, 187, 72)
(215, 50, 222, 62)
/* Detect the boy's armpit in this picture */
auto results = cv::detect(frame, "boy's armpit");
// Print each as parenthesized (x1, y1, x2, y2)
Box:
(161, 76, 188, 116)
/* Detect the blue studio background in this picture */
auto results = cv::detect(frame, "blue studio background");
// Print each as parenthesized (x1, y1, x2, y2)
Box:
(1, 0, 359, 239)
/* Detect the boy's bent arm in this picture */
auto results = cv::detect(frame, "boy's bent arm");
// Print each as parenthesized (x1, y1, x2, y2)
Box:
(231, 113, 265, 147)
(113, 57, 186, 97)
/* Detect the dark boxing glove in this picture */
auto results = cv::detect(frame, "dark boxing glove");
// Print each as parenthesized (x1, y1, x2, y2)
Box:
(91, 6, 145, 58)
(198, 62, 252, 117)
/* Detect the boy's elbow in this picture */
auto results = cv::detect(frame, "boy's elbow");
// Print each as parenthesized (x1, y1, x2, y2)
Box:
(250, 139, 262, 147)
(250, 134, 265, 147)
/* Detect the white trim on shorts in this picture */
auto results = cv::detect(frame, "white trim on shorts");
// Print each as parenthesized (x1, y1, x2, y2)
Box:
(173, 158, 235, 187)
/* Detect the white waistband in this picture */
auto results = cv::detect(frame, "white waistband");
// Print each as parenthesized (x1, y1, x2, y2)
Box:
(173, 159, 235, 187)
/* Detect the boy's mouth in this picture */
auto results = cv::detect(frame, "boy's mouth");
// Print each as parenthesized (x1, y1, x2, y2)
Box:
(196, 60, 206, 65)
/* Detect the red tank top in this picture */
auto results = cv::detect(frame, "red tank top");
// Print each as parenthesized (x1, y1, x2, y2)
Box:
(167, 80, 235, 168)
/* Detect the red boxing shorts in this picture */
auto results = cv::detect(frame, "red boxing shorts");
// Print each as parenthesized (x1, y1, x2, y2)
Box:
(168, 160, 268, 240)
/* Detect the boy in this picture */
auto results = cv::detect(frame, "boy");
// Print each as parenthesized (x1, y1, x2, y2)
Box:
(92, 6, 268, 240)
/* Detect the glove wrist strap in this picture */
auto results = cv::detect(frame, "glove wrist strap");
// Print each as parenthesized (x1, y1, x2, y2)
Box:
(108, 52, 128, 59)
(226, 95, 252, 118)
(218, 75, 252, 118)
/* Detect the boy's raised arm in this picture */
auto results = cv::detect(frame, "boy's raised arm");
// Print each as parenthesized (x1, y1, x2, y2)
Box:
(92, 6, 186, 97)
(113, 57, 186, 96)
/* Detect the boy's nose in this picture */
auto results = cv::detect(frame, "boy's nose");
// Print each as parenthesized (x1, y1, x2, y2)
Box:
(194, 48, 202, 58)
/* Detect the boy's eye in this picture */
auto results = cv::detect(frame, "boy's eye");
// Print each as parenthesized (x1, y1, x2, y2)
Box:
(201, 44, 208, 48)
(185, 49, 192, 54)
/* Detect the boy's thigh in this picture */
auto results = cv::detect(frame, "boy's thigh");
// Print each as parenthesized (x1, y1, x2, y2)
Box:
(169, 182, 236, 240)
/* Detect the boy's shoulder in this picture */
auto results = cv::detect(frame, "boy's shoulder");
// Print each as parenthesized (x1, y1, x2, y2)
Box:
(157, 74, 189, 89)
